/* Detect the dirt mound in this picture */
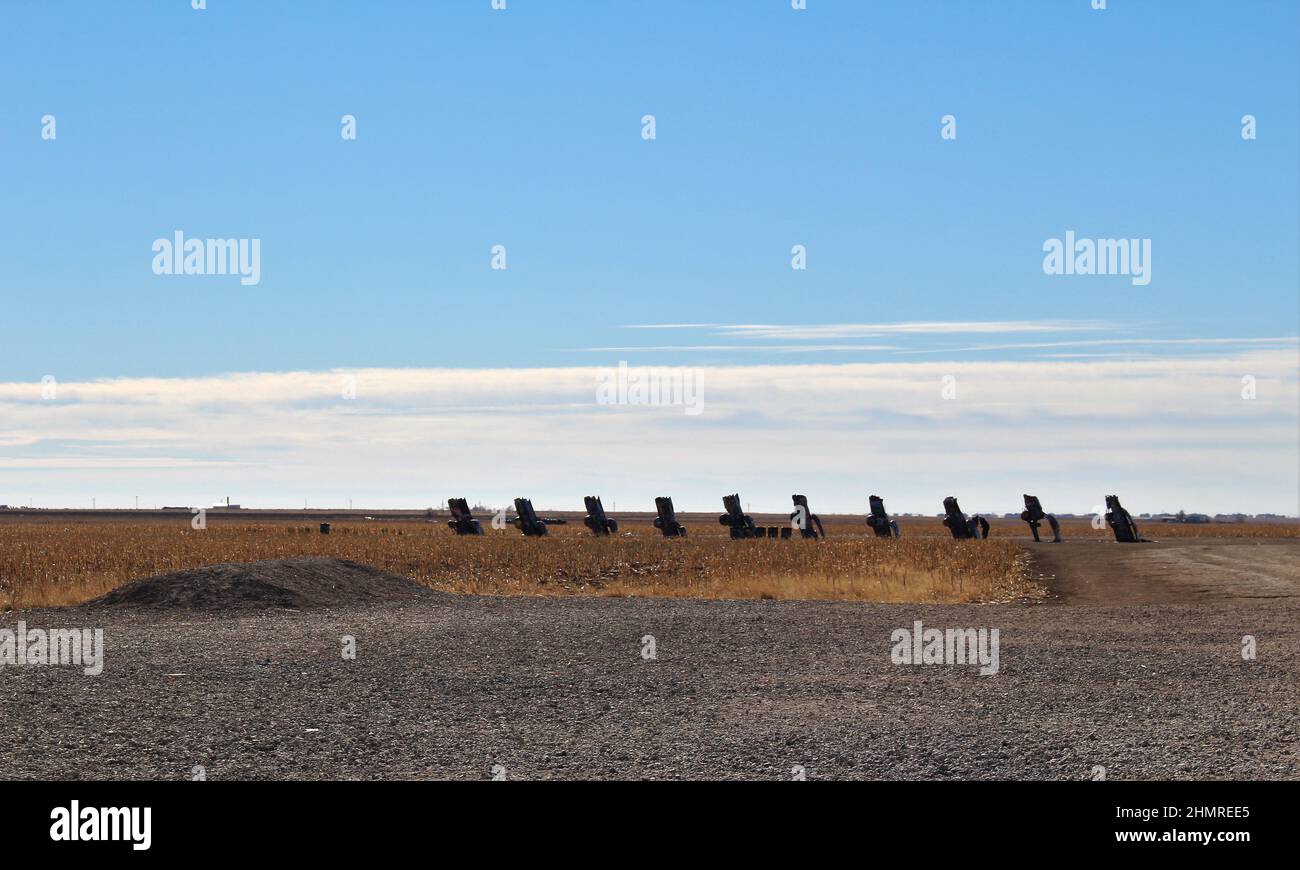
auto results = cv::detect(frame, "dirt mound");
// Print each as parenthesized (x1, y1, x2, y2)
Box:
(85, 557, 435, 611)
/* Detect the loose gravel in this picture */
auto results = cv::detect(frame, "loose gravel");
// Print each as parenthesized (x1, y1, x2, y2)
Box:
(2, 588, 1295, 780)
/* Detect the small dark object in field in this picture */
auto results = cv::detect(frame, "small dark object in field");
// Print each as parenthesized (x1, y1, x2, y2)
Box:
(718, 493, 760, 539)
(790, 494, 825, 539)
(583, 496, 618, 536)
(867, 495, 901, 538)
(1020, 494, 1062, 543)
(446, 498, 485, 535)
(512, 498, 549, 537)
(653, 496, 687, 538)
(942, 496, 989, 540)
(1104, 494, 1148, 543)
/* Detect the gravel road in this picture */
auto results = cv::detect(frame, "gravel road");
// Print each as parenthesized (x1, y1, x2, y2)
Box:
(3, 576, 1297, 780)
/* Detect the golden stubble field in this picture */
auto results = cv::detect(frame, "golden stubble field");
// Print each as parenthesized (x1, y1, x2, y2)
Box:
(0, 516, 1292, 610)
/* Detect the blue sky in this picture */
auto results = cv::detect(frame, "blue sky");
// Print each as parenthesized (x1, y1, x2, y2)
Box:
(0, 1, 1297, 514)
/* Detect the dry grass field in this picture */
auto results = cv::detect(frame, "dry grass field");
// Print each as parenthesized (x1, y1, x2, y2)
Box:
(0, 517, 1043, 609)
(1, 514, 1292, 611)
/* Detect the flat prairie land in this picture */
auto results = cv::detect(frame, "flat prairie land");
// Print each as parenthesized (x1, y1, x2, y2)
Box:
(1, 517, 1298, 780)
(1, 516, 1295, 610)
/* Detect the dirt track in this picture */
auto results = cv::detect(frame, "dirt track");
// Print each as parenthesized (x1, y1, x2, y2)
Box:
(1028, 538, 1300, 605)
(1, 538, 1297, 780)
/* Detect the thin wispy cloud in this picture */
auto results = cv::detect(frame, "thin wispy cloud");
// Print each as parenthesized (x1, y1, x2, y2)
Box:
(575, 344, 899, 353)
(622, 320, 1118, 340)
(893, 336, 1299, 355)
(596, 322, 1295, 360)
